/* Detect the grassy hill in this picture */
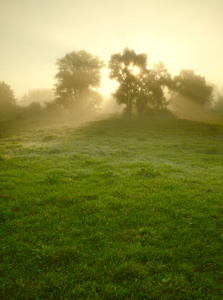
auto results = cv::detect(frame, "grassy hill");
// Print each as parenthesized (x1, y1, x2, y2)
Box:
(0, 116, 222, 299)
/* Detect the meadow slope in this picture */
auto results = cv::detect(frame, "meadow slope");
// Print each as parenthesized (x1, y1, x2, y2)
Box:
(0, 116, 223, 299)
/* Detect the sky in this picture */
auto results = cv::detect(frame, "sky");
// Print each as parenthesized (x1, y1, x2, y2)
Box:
(1, 0, 223, 99)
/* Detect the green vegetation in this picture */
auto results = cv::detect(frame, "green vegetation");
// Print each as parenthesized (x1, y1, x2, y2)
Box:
(54, 50, 104, 113)
(0, 116, 223, 299)
(0, 81, 17, 119)
(2, 48, 223, 122)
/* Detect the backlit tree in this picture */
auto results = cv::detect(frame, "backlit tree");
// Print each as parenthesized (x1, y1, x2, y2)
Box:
(0, 81, 17, 118)
(173, 69, 212, 107)
(109, 48, 172, 116)
(54, 50, 104, 112)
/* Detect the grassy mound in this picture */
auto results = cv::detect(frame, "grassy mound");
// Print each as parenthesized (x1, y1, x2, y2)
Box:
(0, 117, 222, 299)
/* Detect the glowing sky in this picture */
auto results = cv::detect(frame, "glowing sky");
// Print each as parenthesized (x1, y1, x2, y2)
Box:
(1, 0, 223, 99)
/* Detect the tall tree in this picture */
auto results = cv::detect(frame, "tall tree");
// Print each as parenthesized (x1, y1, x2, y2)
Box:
(109, 49, 172, 116)
(173, 69, 213, 107)
(0, 81, 17, 118)
(135, 62, 172, 115)
(21, 89, 54, 107)
(212, 88, 223, 115)
(54, 50, 104, 111)
(109, 48, 147, 116)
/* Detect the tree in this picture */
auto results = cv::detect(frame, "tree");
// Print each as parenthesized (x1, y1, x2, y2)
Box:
(54, 50, 105, 111)
(109, 48, 147, 116)
(173, 69, 213, 107)
(67, 89, 103, 115)
(0, 81, 17, 118)
(212, 88, 223, 116)
(22, 102, 42, 117)
(21, 88, 54, 107)
(135, 62, 172, 115)
(109, 48, 172, 116)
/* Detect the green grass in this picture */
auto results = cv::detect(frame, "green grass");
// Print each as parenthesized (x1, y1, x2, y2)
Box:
(0, 116, 223, 299)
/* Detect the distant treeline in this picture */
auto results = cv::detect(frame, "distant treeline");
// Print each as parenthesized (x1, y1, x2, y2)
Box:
(1, 48, 223, 121)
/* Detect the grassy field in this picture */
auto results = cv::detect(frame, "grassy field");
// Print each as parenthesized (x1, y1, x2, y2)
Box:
(0, 116, 223, 299)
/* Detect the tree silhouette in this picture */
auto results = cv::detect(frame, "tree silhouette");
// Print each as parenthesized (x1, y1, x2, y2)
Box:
(21, 89, 54, 107)
(173, 69, 212, 107)
(109, 48, 172, 116)
(212, 88, 223, 116)
(0, 81, 17, 118)
(109, 48, 147, 116)
(135, 62, 172, 115)
(54, 50, 104, 112)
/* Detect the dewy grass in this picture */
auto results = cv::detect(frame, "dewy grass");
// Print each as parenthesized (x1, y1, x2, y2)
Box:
(0, 117, 223, 299)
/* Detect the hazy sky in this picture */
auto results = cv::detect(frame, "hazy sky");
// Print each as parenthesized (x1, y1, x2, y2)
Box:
(1, 0, 223, 99)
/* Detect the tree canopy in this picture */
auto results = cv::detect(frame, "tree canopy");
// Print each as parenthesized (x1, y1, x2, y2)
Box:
(54, 50, 105, 111)
(0, 81, 16, 105)
(0, 48, 220, 120)
(109, 48, 172, 116)
(21, 89, 54, 107)
(173, 69, 213, 107)
(0, 81, 17, 118)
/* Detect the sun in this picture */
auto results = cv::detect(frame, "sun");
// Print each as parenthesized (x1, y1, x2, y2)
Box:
(128, 63, 140, 75)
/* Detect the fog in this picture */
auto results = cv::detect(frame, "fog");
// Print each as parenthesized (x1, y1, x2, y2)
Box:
(1, 0, 223, 98)
(1, 1, 223, 124)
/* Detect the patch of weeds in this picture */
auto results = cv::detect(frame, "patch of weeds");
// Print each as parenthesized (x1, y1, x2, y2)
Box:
(0, 155, 4, 161)
(205, 148, 218, 155)
(48, 148, 62, 154)
(0, 128, 7, 138)
(41, 246, 81, 265)
(103, 170, 117, 178)
(209, 125, 217, 132)
(0, 205, 14, 221)
(101, 170, 117, 184)
(96, 130, 106, 135)
(111, 149, 129, 156)
(112, 190, 128, 200)
(68, 153, 83, 160)
(122, 161, 146, 169)
(169, 144, 181, 150)
(44, 174, 61, 184)
(112, 263, 139, 283)
(81, 158, 99, 167)
(82, 194, 99, 201)
(70, 171, 90, 180)
(10, 140, 21, 145)
(136, 164, 160, 178)
(42, 135, 56, 142)
(137, 137, 146, 141)
(162, 164, 183, 174)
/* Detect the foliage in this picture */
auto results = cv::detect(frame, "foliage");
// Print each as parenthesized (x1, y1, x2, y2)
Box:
(109, 48, 172, 116)
(22, 102, 42, 117)
(135, 62, 172, 114)
(0, 117, 223, 299)
(173, 69, 213, 107)
(0, 81, 17, 118)
(109, 48, 146, 116)
(211, 88, 223, 118)
(54, 50, 105, 112)
(55, 89, 103, 115)
(20, 89, 54, 107)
